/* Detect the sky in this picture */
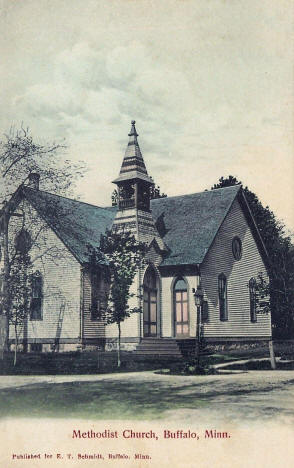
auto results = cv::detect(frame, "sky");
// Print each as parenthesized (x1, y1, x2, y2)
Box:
(1, 0, 293, 232)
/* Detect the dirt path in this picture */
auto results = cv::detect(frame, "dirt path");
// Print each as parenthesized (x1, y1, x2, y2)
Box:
(1, 370, 294, 425)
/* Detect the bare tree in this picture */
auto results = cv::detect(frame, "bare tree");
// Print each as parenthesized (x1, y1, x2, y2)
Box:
(0, 125, 85, 199)
(0, 125, 86, 357)
(8, 250, 32, 365)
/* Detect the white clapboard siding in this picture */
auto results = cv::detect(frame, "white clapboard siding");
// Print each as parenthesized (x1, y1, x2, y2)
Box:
(82, 270, 106, 339)
(8, 201, 81, 341)
(201, 198, 271, 338)
(105, 273, 140, 338)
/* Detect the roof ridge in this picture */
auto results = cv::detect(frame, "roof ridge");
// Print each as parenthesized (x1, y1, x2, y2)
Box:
(23, 184, 241, 212)
(151, 184, 241, 202)
(23, 186, 114, 212)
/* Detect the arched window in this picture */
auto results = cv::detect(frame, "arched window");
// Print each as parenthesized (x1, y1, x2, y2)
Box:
(174, 277, 189, 336)
(218, 273, 228, 321)
(15, 229, 32, 254)
(143, 267, 158, 337)
(232, 236, 242, 261)
(30, 271, 43, 320)
(202, 300, 209, 323)
(249, 277, 257, 323)
(91, 271, 100, 321)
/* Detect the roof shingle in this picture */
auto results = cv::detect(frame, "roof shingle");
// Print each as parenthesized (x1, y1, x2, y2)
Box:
(22, 185, 241, 267)
(23, 187, 116, 264)
(150, 185, 241, 266)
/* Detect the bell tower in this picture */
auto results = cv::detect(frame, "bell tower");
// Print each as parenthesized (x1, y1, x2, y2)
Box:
(112, 121, 165, 250)
(113, 121, 154, 213)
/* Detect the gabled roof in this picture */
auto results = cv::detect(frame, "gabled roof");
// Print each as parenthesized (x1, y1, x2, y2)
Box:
(151, 185, 244, 266)
(7, 183, 266, 269)
(22, 187, 116, 265)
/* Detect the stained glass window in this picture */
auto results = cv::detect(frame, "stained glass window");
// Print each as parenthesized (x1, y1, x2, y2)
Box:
(249, 277, 257, 323)
(143, 267, 157, 336)
(174, 277, 189, 336)
(232, 236, 242, 261)
(218, 273, 228, 321)
(30, 271, 43, 320)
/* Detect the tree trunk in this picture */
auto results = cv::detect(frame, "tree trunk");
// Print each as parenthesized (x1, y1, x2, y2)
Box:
(0, 315, 6, 360)
(14, 324, 18, 367)
(269, 340, 276, 370)
(97, 346, 100, 370)
(117, 322, 121, 368)
(1, 210, 10, 358)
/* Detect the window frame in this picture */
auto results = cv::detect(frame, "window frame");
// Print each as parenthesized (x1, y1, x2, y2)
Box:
(30, 271, 43, 321)
(202, 300, 209, 323)
(232, 236, 242, 261)
(249, 277, 257, 323)
(218, 273, 228, 321)
(173, 277, 189, 337)
(143, 267, 158, 337)
(90, 270, 100, 321)
(15, 229, 32, 254)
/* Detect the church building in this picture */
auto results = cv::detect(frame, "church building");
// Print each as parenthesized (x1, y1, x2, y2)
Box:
(0, 121, 272, 355)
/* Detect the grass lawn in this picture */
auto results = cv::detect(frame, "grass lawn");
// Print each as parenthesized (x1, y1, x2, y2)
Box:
(0, 378, 208, 420)
(0, 342, 293, 421)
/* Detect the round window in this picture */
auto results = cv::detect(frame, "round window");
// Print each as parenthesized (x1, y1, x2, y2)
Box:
(232, 236, 242, 261)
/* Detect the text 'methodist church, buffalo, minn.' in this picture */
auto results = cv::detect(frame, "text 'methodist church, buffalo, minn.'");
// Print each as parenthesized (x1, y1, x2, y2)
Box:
(2, 121, 272, 355)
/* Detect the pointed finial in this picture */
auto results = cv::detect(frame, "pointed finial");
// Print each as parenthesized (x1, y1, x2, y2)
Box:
(128, 120, 138, 137)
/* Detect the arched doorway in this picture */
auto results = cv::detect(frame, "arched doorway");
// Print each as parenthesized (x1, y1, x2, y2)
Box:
(143, 267, 158, 337)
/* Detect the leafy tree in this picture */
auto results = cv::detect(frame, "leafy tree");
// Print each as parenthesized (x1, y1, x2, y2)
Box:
(212, 176, 294, 338)
(88, 230, 146, 367)
(149, 178, 167, 199)
(111, 182, 167, 206)
(212, 175, 241, 190)
(111, 189, 119, 206)
(0, 125, 86, 356)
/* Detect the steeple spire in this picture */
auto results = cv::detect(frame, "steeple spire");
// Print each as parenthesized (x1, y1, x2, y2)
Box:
(111, 121, 166, 252)
(112, 121, 153, 185)
(129, 120, 138, 140)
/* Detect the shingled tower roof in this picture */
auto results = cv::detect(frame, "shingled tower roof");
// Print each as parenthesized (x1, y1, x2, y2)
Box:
(112, 121, 154, 184)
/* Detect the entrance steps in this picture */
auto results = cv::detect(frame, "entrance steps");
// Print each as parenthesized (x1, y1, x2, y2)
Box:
(134, 338, 182, 357)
